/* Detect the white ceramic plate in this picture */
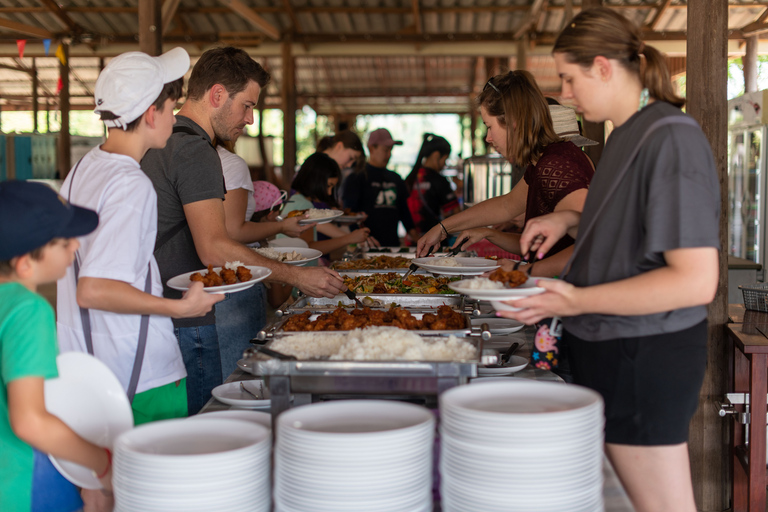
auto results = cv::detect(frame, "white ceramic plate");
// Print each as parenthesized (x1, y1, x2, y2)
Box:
(45, 352, 134, 490)
(254, 247, 322, 266)
(187, 410, 271, 430)
(298, 209, 344, 225)
(412, 257, 499, 275)
(491, 299, 524, 312)
(477, 355, 529, 376)
(451, 277, 549, 300)
(212, 380, 271, 408)
(335, 213, 366, 224)
(470, 317, 524, 335)
(167, 266, 272, 294)
(236, 358, 261, 376)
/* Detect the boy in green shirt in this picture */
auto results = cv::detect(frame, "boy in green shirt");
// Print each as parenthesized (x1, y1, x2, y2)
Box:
(0, 181, 111, 512)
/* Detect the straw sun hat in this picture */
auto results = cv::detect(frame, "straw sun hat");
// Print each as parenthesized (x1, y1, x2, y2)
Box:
(548, 105, 599, 147)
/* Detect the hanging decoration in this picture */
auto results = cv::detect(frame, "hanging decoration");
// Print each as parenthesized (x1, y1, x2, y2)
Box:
(43, 39, 51, 56)
(55, 43, 67, 66)
(16, 40, 25, 59)
(56, 77, 63, 95)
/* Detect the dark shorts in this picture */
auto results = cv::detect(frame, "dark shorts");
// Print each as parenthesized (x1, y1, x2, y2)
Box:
(563, 319, 707, 446)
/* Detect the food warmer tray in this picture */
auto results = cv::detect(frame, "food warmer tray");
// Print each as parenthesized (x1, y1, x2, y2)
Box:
(256, 311, 485, 341)
(278, 294, 467, 315)
(242, 339, 497, 421)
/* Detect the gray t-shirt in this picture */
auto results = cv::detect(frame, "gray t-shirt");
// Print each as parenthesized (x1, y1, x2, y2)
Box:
(562, 102, 720, 341)
(141, 115, 225, 328)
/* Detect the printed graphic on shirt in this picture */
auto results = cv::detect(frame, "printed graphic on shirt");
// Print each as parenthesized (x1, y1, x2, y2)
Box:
(374, 181, 399, 209)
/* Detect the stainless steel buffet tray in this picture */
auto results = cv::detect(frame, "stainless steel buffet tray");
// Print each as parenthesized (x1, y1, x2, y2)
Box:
(280, 294, 466, 314)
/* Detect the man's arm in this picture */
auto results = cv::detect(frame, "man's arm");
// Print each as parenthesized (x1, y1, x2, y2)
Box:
(184, 198, 344, 297)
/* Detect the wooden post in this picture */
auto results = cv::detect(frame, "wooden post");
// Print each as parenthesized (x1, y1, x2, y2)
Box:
(744, 35, 759, 94)
(32, 58, 38, 133)
(579, 0, 604, 166)
(469, 111, 477, 157)
(686, 0, 729, 510)
(58, 43, 70, 178)
(281, 40, 297, 187)
(517, 34, 528, 71)
(138, 0, 162, 56)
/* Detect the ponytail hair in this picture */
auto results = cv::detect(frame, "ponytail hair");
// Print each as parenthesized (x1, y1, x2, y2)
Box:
(553, 7, 684, 108)
(405, 133, 451, 190)
(316, 130, 364, 153)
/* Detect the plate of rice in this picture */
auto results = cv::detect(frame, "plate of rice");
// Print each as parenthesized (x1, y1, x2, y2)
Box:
(449, 277, 550, 300)
(298, 209, 344, 225)
(252, 246, 322, 266)
(412, 257, 500, 275)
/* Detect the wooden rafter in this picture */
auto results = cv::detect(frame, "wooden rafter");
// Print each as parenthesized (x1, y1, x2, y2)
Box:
(513, 0, 547, 40)
(39, 0, 83, 35)
(0, 19, 54, 39)
(282, 0, 302, 34)
(741, 7, 768, 37)
(161, 0, 182, 35)
(648, 0, 673, 31)
(218, 0, 280, 41)
(412, 0, 423, 35)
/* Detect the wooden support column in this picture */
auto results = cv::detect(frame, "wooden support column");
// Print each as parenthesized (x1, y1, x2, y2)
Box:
(687, 0, 729, 510)
(517, 34, 528, 71)
(32, 58, 38, 133)
(281, 40, 297, 187)
(744, 35, 759, 94)
(58, 43, 70, 178)
(469, 112, 477, 157)
(138, 0, 162, 56)
(579, 0, 604, 166)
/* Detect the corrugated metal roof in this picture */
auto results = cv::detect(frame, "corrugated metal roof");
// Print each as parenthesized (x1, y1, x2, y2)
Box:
(0, 1, 758, 115)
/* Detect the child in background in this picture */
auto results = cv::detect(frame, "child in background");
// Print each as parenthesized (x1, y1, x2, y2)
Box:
(0, 181, 111, 512)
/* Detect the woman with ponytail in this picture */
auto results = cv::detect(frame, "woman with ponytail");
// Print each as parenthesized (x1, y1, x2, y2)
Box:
(406, 134, 460, 234)
(504, 8, 719, 512)
(416, 70, 594, 278)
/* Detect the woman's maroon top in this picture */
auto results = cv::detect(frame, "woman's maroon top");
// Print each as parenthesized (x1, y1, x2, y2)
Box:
(524, 141, 595, 258)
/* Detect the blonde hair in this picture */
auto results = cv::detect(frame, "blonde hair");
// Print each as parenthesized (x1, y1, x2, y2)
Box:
(476, 70, 561, 167)
(553, 7, 684, 108)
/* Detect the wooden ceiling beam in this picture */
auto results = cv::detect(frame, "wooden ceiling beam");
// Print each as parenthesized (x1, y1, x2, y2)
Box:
(740, 7, 768, 37)
(413, 0, 423, 35)
(219, 0, 281, 41)
(648, 0, 673, 31)
(0, 19, 55, 39)
(162, 0, 182, 35)
(514, 0, 547, 40)
(0, 62, 32, 74)
(282, 0, 302, 34)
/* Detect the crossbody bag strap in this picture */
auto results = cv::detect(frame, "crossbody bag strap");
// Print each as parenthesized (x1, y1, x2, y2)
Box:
(560, 115, 700, 279)
(67, 157, 152, 403)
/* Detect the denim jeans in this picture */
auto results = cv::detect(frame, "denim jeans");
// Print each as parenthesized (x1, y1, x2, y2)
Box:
(174, 324, 222, 415)
(215, 282, 267, 378)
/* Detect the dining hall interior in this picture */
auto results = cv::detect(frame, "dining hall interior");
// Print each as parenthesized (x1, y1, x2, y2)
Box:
(0, 1, 765, 511)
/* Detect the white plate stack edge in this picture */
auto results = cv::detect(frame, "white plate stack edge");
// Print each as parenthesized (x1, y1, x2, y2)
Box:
(274, 400, 435, 512)
(113, 418, 271, 512)
(440, 380, 605, 512)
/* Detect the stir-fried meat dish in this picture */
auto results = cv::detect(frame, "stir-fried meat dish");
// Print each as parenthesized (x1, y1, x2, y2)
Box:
(282, 305, 466, 331)
(189, 264, 252, 288)
(333, 256, 412, 270)
(488, 268, 528, 288)
(343, 272, 458, 294)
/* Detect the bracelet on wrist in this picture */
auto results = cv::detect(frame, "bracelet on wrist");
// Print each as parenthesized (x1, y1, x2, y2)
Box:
(94, 447, 111, 479)
(439, 222, 449, 239)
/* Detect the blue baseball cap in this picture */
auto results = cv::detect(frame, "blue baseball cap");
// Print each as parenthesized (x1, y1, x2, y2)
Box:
(0, 180, 99, 260)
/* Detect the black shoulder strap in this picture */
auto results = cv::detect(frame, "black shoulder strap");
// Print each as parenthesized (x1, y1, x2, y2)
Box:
(561, 115, 700, 278)
(154, 125, 219, 253)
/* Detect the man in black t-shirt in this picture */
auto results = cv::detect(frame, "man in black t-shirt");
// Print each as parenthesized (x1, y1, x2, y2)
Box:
(342, 128, 419, 246)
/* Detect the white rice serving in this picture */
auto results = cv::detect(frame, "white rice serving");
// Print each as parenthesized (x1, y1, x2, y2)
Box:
(252, 247, 304, 262)
(269, 326, 476, 361)
(463, 278, 505, 290)
(306, 208, 336, 219)
(428, 257, 460, 267)
(224, 261, 246, 270)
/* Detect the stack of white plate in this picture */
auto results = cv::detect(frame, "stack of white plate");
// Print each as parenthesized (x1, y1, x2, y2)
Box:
(113, 418, 271, 512)
(275, 400, 435, 512)
(440, 380, 604, 512)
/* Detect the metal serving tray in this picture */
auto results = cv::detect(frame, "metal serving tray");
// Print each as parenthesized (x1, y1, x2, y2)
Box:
(257, 310, 480, 340)
(242, 338, 496, 421)
(281, 294, 466, 313)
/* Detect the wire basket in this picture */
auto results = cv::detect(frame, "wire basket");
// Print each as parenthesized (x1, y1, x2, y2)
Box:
(740, 283, 768, 312)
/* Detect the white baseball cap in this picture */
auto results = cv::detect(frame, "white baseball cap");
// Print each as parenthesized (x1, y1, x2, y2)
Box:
(94, 47, 190, 129)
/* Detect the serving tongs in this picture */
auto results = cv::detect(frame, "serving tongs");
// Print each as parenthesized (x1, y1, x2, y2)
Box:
(448, 237, 470, 257)
(403, 246, 433, 280)
(483, 342, 520, 368)
(513, 235, 544, 276)
(245, 345, 297, 361)
(343, 287, 365, 308)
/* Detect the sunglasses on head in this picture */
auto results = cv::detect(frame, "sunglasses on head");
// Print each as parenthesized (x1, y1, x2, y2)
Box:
(483, 78, 501, 94)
